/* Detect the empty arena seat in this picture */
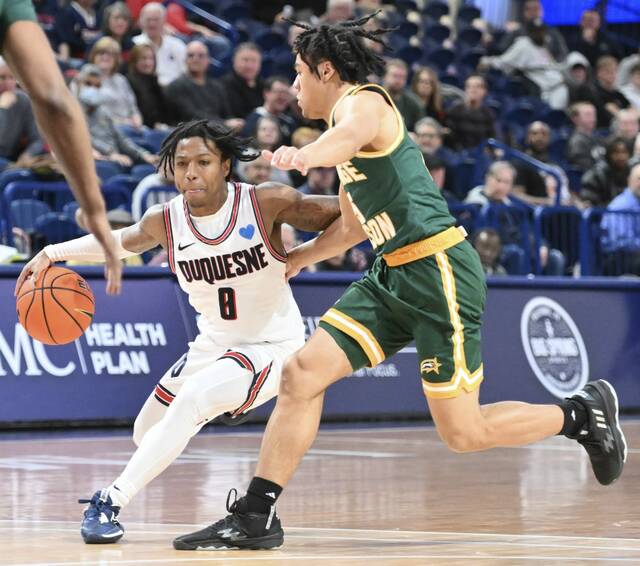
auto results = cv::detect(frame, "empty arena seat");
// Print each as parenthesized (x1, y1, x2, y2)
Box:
(449, 203, 480, 235)
(143, 130, 170, 153)
(96, 160, 124, 182)
(457, 26, 482, 47)
(501, 244, 527, 275)
(396, 20, 419, 39)
(457, 5, 482, 23)
(480, 203, 534, 271)
(253, 29, 288, 52)
(34, 212, 83, 246)
(423, 22, 450, 43)
(10, 199, 52, 234)
(534, 206, 581, 275)
(422, 0, 449, 20)
(396, 45, 424, 66)
(421, 47, 455, 72)
(131, 164, 157, 181)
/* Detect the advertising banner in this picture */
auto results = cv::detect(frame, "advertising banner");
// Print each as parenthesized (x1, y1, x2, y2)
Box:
(1, 267, 638, 426)
(0, 268, 191, 423)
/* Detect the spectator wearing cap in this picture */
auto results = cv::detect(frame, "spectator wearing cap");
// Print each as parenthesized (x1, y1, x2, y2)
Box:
(382, 59, 424, 131)
(567, 102, 605, 170)
(0, 57, 42, 162)
(498, 0, 568, 62)
(87, 36, 142, 128)
(594, 56, 630, 129)
(133, 2, 187, 87)
(569, 9, 621, 67)
(74, 64, 158, 169)
(445, 74, 496, 150)
(220, 43, 264, 123)
(242, 76, 297, 145)
(54, 0, 100, 60)
(480, 20, 568, 110)
(620, 63, 640, 111)
(165, 41, 238, 127)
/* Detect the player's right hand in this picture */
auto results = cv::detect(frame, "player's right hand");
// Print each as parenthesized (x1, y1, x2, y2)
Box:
(14, 250, 52, 296)
(83, 210, 123, 295)
(285, 249, 304, 281)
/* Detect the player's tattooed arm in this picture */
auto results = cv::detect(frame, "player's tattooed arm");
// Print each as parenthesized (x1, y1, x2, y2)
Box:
(256, 182, 340, 232)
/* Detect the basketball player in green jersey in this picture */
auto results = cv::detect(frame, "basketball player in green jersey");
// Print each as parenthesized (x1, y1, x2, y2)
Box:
(0, 1, 121, 293)
(174, 13, 627, 551)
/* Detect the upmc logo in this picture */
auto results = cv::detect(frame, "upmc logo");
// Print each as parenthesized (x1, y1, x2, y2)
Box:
(520, 297, 589, 398)
(0, 322, 167, 378)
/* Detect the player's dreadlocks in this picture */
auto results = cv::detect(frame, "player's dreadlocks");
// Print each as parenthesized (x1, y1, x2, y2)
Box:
(158, 119, 259, 180)
(287, 11, 394, 84)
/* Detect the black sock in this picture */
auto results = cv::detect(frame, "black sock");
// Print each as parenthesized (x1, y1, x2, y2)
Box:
(558, 399, 588, 437)
(245, 477, 283, 514)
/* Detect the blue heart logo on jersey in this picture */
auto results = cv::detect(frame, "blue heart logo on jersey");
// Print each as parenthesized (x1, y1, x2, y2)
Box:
(239, 224, 255, 240)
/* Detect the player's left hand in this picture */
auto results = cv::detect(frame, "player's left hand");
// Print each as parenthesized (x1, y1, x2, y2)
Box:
(263, 147, 309, 175)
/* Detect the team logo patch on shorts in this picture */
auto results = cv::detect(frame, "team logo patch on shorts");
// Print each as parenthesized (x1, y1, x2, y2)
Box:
(420, 357, 441, 375)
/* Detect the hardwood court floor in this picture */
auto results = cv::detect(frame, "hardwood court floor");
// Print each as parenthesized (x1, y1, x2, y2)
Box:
(1, 422, 639, 565)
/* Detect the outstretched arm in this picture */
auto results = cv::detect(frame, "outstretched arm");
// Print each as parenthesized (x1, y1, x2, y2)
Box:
(14, 206, 167, 295)
(3, 21, 122, 294)
(264, 92, 382, 174)
(286, 185, 367, 278)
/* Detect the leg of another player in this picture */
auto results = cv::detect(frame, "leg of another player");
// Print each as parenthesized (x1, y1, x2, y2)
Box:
(2, 22, 121, 294)
(254, 328, 353, 487)
(427, 387, 564, 453)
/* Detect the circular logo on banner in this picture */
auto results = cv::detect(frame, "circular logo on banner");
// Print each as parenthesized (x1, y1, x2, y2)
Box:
(520, 297, 589, 398)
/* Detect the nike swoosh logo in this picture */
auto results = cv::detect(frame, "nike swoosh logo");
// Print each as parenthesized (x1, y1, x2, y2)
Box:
(178, 242, 196, 251)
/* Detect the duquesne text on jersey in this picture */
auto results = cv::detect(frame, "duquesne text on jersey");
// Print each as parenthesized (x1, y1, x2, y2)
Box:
(177, 243, 270, 285)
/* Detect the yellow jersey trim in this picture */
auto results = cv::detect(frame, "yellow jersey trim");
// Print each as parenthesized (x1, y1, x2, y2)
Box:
(328, 84, 360, 129)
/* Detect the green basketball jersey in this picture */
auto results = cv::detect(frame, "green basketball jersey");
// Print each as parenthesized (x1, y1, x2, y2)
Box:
(332, 83, 454, 255)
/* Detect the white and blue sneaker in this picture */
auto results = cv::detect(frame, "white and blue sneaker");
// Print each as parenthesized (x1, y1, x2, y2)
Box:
(79, 489, 124, 544)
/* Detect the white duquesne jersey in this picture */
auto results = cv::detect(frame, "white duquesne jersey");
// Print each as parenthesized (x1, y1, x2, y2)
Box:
(163, 182, 304, 347)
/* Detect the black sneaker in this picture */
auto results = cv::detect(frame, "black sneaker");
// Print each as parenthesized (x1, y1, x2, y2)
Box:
(569, 379, 628, 486)
(217, 409, 255, 426)
(173, 489, 283, 550)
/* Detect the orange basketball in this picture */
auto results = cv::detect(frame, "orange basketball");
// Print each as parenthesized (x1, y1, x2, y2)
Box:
(16, 266, 95, 345)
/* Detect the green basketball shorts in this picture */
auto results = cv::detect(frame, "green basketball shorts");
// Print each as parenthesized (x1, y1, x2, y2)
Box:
(319, 239, 487, 399)
(0, 0, 37, 50)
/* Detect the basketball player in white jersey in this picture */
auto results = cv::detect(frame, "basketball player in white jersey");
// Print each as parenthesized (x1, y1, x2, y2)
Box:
(15, 120, 340, 546)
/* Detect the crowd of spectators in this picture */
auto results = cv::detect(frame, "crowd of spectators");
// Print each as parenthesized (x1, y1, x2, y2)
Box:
(3, 0, 640, 276)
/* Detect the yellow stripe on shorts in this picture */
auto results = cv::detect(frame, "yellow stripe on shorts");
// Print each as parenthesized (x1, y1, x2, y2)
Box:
(321, 308, 385, 367)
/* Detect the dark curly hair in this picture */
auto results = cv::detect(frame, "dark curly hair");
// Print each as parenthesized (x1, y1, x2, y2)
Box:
(287, 11, 393, 84)
(158, 120, 259, 180)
